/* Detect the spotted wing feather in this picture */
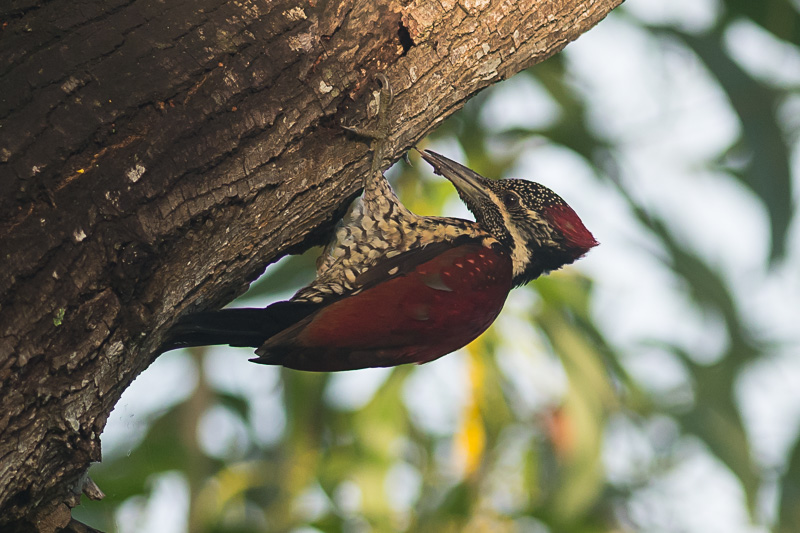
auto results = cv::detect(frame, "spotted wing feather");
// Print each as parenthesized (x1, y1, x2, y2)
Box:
(295, 171, 497, 304)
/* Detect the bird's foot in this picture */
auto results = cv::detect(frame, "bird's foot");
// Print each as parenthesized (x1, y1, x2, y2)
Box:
(341, 73, 393, 140)
(341, 73, 394, 175)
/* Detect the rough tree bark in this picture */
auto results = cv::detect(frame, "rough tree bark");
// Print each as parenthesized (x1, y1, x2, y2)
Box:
(0, 0, 623, 530)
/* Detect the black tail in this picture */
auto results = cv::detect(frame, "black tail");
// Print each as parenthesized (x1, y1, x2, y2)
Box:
(160, 301, 319, 353)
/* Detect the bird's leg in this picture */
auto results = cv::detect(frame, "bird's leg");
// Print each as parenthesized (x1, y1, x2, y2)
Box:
(341, 73, 394, 178)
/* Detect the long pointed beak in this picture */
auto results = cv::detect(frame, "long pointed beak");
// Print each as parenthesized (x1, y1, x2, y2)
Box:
(416, 149, 493, 203)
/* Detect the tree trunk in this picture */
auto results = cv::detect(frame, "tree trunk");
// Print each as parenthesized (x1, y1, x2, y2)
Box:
(0, 0, 623, 529)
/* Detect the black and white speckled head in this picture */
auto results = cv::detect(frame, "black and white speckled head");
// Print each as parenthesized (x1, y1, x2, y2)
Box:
(419, 150, 598, 286)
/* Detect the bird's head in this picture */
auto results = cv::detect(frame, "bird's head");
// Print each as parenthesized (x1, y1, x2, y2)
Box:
(419, 150, 598, 286)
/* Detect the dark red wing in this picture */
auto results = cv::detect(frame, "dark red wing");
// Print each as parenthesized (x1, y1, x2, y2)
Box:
(164, 239, 494, 356)
(253, 241, 513, 371)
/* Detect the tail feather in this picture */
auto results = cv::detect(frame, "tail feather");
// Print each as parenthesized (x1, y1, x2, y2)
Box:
(160, 301, 319, 353)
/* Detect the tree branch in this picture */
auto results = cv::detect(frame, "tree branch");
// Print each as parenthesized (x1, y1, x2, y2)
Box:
(0, 0, 623, 528)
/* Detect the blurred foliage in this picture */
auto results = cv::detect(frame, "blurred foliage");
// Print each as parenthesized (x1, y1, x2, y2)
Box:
(75, 1, 799, 531)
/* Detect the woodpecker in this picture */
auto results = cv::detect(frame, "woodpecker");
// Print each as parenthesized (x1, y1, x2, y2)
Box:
(162, 79, 597, 371)
(162, 147, 597, 371)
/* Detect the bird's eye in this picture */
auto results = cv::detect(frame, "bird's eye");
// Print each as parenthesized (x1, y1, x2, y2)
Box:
(502, 192, 519, 208)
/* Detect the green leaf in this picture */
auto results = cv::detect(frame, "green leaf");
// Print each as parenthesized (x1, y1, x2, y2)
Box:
(778, 434, 800, 532)
(613, 183, 763, 512)
(674, 29, 794, 261)
(723, 0, 800, 44)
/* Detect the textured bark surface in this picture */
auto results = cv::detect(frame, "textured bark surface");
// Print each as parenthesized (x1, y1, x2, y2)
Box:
(0, 0, 623, 529)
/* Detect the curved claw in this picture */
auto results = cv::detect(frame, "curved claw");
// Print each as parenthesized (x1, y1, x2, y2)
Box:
(375, 72, 393, 109)
(341, 73, 394, 140)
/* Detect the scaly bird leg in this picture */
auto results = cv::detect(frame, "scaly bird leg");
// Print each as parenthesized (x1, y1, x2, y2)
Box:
(341, 73, 394, 179)
(340, 74, 411, 216)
